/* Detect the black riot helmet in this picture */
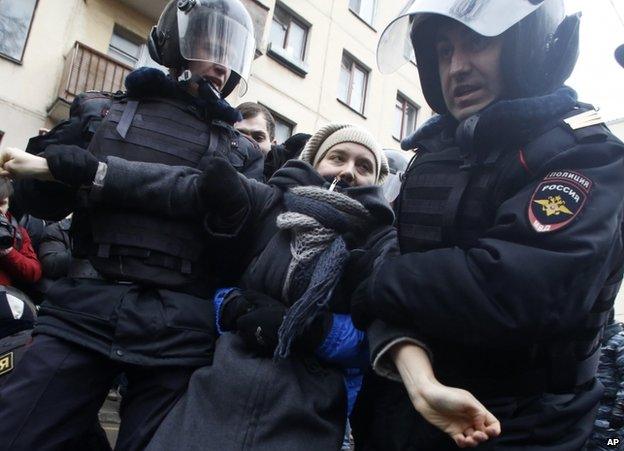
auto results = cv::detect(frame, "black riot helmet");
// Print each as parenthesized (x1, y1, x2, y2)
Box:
(148, 0, 255, 97)
(377, 0, 580, 114)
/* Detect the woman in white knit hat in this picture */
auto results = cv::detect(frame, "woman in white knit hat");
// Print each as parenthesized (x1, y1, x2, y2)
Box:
(0, 125, 500, 449)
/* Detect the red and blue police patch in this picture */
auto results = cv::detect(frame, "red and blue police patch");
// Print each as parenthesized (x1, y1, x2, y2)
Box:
(528, 171, 592, 233)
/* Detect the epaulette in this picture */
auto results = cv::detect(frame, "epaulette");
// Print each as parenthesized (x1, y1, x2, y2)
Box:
(562, 109, 609, 144)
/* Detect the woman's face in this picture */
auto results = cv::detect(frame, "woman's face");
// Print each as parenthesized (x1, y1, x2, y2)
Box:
(315, 142, 377, 187)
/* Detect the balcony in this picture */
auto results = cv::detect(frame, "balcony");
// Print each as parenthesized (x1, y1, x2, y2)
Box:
(48, 42, 133, 122)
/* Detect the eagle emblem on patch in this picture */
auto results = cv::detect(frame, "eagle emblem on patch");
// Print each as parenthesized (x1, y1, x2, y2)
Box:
(0, 352, 14, 376)
(528, 171, 592, 233)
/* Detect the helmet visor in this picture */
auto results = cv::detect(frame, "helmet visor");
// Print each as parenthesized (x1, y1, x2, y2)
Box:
(382, 172, 403, 203)
(377, 0, 545, 74)
(177, 4, 255, 93)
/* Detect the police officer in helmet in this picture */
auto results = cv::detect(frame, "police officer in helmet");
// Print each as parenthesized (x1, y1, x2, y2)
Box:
(351, 0, 624, 449)
(0, 1, 263, 450)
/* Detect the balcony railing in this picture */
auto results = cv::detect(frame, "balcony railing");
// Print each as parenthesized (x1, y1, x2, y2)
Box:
(59, 41, 133, 103)
(49, 41, 133, 121)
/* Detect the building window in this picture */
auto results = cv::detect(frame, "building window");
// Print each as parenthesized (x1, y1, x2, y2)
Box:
(0, 0, 38, 63)
(270, 5, 308, 63)
(0, 131, 4, 146)
(108, 25, 144, 67)
(274, 117, 294, 144)
(349, 0, 376, 27)
(394, 94, 419, 140)
(338, 53, 369, 115)
(262, 104, 295, 144)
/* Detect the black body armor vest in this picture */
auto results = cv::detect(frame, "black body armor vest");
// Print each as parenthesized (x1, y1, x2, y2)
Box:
(77, 96, 254, 289)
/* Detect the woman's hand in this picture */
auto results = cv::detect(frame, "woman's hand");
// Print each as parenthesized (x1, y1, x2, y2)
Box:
(0, 147, 53, 180)
(392, 343, 501, 448)
(409, 379, 501, 448)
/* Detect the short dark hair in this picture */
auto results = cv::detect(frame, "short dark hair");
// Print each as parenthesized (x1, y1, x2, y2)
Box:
(236, 102, 276, 141)
(0, 177, 13, 201)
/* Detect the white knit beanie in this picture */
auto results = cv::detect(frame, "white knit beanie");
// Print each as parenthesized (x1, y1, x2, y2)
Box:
(300, 123, 389, 185)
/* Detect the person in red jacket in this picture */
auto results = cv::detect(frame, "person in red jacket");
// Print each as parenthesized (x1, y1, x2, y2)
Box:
(0, 178, 41, 287)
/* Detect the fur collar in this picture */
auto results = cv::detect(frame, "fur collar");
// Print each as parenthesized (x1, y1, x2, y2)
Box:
(124, 67, 242, 124)
(402, 86, 579, 151)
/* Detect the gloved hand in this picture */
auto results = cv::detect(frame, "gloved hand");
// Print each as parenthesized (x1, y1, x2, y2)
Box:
(226, 290, 333, 357)
(43, 144, 99, 187)
(234, 290, 287, 356)
(199, 157, 250, 219)
(218, 289, 254, 332)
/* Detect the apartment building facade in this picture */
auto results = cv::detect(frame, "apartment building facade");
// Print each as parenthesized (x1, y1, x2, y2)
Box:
(0, 0, 430, 151)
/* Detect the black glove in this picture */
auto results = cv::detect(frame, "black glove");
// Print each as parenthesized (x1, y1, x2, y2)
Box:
(282, 133, 311, 160)
(234, 290, 287, 356)
(43, 144, 99, 188)
(199, 157, 249, 219)
(229, 290, 333, 357)
(218, 289, 254, 332)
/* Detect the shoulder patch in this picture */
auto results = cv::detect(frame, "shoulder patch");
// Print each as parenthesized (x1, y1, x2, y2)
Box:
(528, 171, 592, 233)
(0, 351, 14, 376)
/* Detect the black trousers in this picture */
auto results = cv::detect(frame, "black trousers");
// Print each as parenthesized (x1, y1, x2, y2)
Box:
(0, 334, 195, 451)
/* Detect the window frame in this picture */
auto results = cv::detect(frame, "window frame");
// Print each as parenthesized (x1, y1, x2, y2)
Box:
(348, 0, 377, 29)
(0, 0, 39, 64)
(394, 93, 420, 141)
(337, 52, 370, 117)
(267, 3, 310, 76)
(107, 24, 145, 68)
(261, 104, 296, 144)
(270, 6, 308, 62)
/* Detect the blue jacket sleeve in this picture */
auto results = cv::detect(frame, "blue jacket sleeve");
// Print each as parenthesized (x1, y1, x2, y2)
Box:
(316, 314, 368, 369)
(213, 287, 237, 335)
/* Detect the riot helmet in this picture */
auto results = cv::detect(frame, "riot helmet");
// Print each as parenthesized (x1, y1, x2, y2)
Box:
(148, 0, 256, 97)
(382, 149, 410, 203)
(616, 44, 624, 68)
(378, 0, 580, 114)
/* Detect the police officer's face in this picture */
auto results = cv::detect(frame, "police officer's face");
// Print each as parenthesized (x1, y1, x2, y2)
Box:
(234, 114, 275, 155)
(187, 60, 231, 94)
(436, 22, 505, 121)
(316, 143, 377, 187)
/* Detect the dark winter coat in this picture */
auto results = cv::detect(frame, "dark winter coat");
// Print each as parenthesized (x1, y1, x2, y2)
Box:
(38, 218, 72, 280)
(352, 88, 624, 450)
(12, 69, 264, 367)
(93, 157, 395, 450)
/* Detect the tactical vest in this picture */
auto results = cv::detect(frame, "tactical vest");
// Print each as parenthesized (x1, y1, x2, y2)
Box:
(396, 115, 621, 393)
(79, 95, 252, 289)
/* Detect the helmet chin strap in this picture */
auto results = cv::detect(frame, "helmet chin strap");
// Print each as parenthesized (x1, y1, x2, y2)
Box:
(177, 69, 222, 101)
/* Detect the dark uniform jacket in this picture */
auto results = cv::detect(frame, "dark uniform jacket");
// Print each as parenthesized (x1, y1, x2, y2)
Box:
(13, 69, 264, 367)
(91, 157, 395, 450)
(352, 87, 624, 450)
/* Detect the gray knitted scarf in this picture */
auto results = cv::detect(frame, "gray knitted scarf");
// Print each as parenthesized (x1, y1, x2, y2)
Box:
(274, 186, 373, 359)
